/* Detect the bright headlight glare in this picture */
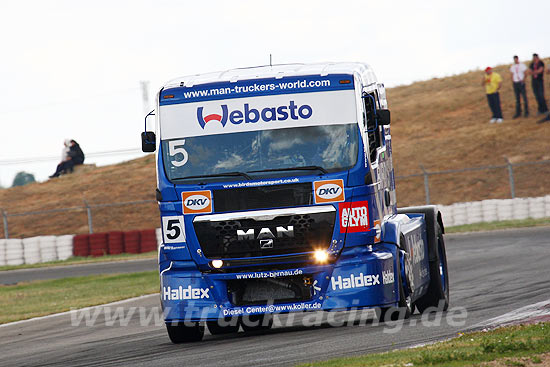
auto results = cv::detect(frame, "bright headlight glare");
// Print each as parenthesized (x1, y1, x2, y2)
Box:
(313, 249, 329, 263)
(211, 259, 224, 269)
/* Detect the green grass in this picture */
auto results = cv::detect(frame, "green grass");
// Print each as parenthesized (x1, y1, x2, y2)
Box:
(446, 217, 550, 234)
(0, 271, 158, 324)
(0, 251, 157, 271)
(298, 323, 550, 367)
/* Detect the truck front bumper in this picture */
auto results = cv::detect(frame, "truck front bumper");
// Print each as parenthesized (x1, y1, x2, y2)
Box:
(161, 244, 398, 322)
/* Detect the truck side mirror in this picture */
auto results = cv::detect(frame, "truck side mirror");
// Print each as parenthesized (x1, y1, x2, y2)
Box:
(142, 110, 156, 152)
(377, 109, 391, 125)
(141, 131, 156, 152)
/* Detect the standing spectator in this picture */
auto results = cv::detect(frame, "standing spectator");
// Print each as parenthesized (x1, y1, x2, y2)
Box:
(482, 67, 503, 123)
(539, 66, 550, 123)
(49, 139, 85, 178)
(510, 55, 529, 118)
(528, 53, 548, 116)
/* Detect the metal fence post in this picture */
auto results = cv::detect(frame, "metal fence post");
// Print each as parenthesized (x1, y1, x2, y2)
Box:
(1, 209, 8, 239)
(420, 165, 430, 205)
(84, 200, 93, 234)
(505, 158, 516, 199)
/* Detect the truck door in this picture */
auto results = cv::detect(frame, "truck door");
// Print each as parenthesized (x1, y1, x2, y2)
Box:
(362, 89, 396, 219)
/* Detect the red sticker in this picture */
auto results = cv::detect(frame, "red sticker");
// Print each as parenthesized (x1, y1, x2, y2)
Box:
(339, 201, 369, 233)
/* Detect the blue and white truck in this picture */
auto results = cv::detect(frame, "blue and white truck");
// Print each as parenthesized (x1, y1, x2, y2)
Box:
(141, 63, 449, 343)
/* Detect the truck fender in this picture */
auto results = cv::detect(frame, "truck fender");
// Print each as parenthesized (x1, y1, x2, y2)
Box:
(396, 205, 441, 263)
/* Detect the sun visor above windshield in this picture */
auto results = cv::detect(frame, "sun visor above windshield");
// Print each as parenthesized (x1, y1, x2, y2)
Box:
(159, 89, 357, 139)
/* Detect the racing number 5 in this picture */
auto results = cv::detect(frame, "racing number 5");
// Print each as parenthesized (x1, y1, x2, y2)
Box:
(169, 139, 188, 167)
(166, 220, 181, 240)
(162, 216, 185, 243)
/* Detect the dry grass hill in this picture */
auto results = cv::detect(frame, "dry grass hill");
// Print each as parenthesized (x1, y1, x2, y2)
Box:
(1, 62, 549, 238)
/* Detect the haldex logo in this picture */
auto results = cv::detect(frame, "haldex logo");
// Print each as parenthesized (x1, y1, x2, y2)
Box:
(197, 101, 313, 129)
(331, 272, 380, 290)
(163, 286, 210, 301)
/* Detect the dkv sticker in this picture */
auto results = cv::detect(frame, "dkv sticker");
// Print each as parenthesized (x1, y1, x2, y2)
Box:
(313, 179, 345, 204)
(182, 191, 212, 214)
(339, 201, 369, 233)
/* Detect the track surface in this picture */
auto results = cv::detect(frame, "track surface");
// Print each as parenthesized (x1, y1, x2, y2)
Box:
(0, 259, 157, 285)
(1, 227, 549, 367)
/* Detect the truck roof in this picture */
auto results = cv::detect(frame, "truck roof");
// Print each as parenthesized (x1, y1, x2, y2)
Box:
(162, 62, 378, 89)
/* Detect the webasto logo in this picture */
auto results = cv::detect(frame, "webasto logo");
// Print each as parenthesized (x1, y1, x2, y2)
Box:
(197, 101, 313, 129)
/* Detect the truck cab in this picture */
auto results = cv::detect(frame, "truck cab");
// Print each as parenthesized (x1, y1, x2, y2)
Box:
(141, 62, 449, 343)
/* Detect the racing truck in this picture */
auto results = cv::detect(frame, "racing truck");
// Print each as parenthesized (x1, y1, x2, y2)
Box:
(141, 62, 449, 343)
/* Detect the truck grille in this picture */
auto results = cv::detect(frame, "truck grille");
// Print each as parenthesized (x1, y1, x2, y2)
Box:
(193, 206, 335, 259)
(213, 183, 312, 212)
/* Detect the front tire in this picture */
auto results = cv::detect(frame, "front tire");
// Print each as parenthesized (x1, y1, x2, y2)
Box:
(207, 318, 240, 335)
(415, 223, 449, 313)
(166, 322, 204, 343)
(240, 314, 273, 332)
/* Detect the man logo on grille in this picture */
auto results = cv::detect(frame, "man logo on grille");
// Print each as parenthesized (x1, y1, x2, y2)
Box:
(237, 226, 294, 241)
(259, 239, 274, 249)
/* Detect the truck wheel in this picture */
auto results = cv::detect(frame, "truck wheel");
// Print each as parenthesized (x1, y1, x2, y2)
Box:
(207, 318, 240, 335)
(166, 322, 204, 343)
(415, 223, 449, 313)
(379, 251, 412, 322)
(240, 314, 273, 332)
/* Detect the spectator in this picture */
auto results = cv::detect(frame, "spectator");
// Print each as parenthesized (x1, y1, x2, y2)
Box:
(539, 66, 550, 123)
(482, 67, 503, 123)
(49, 140, 85, 178)
(528, 53, 548, 116)
(510, 55, 529, 118)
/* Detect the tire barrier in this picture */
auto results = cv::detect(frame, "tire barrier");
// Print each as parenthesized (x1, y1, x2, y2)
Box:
(139, 229, 157, 253)
(56, 235, 74, 261)
(123, 230, 141, 254)
(107, 231, 124, 255)
(73, 234, 90, 257)
(0, 239, 7, 266)
(39, 236, 58, 262)
(89, 233, 108, 257)
(22, 236, 41, 264)
(5, 238, 24, 266)
(438, 194, 550, 227)
(1, 227, 163, 266)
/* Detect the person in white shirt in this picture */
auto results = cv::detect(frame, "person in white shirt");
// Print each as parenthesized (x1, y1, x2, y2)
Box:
(510, 55, 529, 118)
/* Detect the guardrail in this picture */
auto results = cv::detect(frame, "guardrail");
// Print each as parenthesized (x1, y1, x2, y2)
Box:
(395, 159, 550, 205)
(1, 159, 549, 238)
(1, 199, 156, 239)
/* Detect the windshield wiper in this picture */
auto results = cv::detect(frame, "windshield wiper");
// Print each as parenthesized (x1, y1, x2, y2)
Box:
(173, 171, 253, 180)
(247, 165, 328, 175)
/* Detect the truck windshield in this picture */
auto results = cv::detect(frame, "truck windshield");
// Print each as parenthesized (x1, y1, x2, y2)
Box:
(161, 123, 358, 182)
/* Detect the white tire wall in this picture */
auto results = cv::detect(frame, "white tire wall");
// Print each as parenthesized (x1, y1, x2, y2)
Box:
(39, 235, 58, 262)
(0, 239, 6, 266)
(56, 235, 74, 261)
(156, 228, 162, 249)
(22, 236, 42, 264)
(5, 238, 24, 266)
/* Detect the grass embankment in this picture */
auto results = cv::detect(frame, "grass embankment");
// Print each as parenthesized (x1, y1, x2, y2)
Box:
(0, 251, 157, 272)
(446, 217, 550, 233)
(299, 323, 550, 367)
(0, 271, 158, 324)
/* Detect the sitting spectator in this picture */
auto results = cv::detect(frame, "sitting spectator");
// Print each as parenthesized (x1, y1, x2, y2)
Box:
(49, 140, 85, 178)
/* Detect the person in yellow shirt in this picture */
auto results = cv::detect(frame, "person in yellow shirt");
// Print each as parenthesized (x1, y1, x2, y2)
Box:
(482, 67, 503, 123)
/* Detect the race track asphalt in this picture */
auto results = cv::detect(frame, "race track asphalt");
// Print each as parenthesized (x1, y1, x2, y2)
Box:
(1, 226, 549, 367)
